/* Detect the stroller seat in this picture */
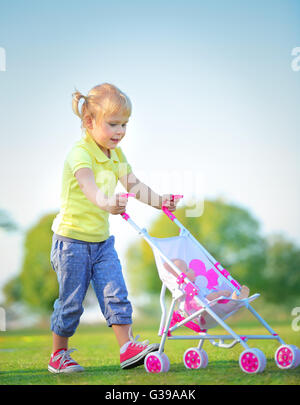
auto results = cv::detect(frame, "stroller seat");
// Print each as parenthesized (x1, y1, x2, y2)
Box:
(151, 235, 259, 331)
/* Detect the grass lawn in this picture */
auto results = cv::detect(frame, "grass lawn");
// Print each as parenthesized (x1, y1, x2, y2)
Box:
(0, 319, 300, 385)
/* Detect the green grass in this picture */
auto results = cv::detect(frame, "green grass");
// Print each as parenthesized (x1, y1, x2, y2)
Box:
(0, 319, 300, 385)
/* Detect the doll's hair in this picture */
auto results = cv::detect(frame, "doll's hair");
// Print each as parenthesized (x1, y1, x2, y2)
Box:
(72, 83, 132, 128)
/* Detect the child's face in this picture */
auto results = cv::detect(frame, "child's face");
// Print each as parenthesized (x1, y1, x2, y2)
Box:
(91, 112, 129, 152)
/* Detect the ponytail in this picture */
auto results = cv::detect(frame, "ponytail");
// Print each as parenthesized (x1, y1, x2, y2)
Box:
(72, 90, 87, 119)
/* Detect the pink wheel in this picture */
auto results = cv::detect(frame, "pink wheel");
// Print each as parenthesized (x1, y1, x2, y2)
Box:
(275, 345, 300, 370)
(144, 352, 169, 373)
(239, 348, 266, 374)
(183, 348, 208, 369)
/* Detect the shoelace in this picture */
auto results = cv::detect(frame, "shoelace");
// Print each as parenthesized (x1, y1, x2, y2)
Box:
(129, 333, 149, 349)
(52, 348, 77, 369)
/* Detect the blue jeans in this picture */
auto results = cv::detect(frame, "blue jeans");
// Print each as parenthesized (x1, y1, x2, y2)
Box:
(50, 234, 133, 337)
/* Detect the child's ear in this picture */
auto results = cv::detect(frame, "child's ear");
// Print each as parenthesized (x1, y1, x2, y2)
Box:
(83, 115, 93, 130)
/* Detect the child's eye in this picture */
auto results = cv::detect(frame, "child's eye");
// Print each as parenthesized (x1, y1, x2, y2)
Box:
(109, 123, 127, 127)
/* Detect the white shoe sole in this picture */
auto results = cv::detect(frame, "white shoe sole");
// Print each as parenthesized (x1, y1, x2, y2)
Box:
(48, 364, 84, 374)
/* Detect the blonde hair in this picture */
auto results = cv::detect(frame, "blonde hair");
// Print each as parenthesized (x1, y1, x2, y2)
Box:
(72, 83, 132, 128)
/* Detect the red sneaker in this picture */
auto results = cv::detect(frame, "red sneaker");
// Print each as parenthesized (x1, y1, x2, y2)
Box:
(48, 348, 84, 374)
(120, 329, 160, 369)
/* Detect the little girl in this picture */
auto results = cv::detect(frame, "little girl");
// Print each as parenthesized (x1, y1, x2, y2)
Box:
(48, 83, 178, 373)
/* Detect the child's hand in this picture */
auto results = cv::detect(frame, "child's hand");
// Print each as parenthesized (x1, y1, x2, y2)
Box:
(160, 194, 178, 212)
(106, 193, 128, 215)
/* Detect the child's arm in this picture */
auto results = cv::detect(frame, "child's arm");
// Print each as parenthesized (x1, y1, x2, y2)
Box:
(119, 171, 177, 211)
(75, 168, 128, 214)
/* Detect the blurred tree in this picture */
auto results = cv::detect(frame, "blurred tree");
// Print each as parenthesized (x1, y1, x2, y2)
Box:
(262, 234, 300, 309)
(3, 276, 22, 305)
(0, 208, 18, 232)
(1, 208, 20, 305)
(3, 213, 58, 313)
(126, 199, 267, 300)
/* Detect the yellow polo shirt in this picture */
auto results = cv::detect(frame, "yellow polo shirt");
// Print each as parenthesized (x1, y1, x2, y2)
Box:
(51, 131, 132, 242)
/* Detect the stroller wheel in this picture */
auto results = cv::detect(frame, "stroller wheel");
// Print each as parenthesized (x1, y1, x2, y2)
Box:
(144, 351, 169, 373)
(275, 345, 300, 370)
(162, 352, 170, 372)
(239, 348, 266, 374)
(183, 348, 208, 370)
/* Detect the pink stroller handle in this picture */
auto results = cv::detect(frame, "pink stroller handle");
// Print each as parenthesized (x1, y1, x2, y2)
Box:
(120, 193, 136, 221)
(162, 194, 183, 221)
(120, 193, 136, 198)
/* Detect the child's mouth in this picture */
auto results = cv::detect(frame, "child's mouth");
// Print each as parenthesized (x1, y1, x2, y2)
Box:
(111, 138, 120, 143)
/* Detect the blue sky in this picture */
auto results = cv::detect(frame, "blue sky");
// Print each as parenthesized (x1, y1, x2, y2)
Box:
(0, 0, 299, 301)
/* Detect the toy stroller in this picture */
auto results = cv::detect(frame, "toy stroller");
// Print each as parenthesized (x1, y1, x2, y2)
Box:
(121, 194, 300, 374)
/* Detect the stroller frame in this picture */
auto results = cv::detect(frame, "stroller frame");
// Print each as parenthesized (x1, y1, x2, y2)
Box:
(121, 196, 298, 373)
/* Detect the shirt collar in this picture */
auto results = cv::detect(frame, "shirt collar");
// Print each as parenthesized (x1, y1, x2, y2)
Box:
(84, 131, 120, 163)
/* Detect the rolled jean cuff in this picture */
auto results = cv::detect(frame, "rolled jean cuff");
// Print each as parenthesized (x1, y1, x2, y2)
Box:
(51, 324, 75, 338)
(107, 315, 133, 327)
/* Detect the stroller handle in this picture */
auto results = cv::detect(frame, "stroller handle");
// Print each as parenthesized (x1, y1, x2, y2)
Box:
(120, 193, 183, 221)
(162, 194, 183, 221)
(120, 193, 136, 198)
(119, 193, 136, 221)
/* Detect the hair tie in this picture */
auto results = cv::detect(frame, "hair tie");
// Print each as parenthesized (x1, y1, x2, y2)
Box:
(78, 95, 86, 115)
